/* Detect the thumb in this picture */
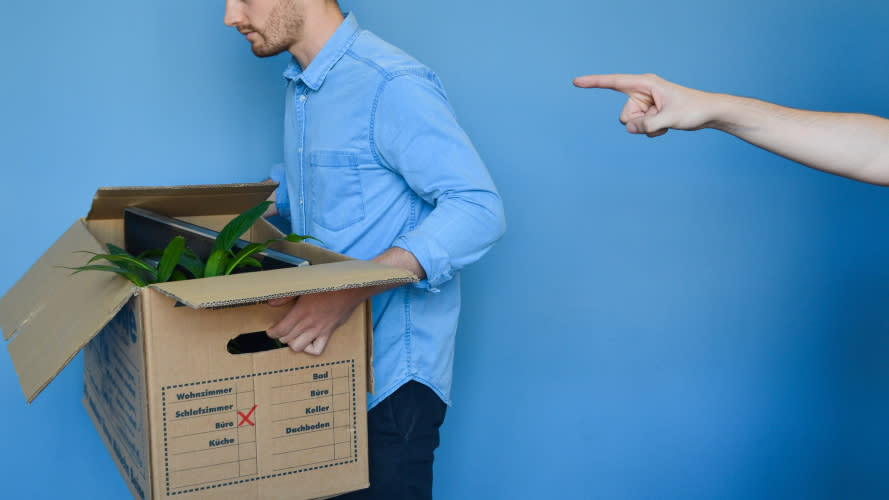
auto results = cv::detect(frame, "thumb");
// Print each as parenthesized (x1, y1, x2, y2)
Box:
(628, 107, 673, 136)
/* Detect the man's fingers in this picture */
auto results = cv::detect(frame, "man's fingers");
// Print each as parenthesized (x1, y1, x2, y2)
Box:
(268, 296, 297, 307)
(576, 73, 675, 136)
(619, 98, 650, 125)
(573, 73, 656, 94)
(266, 301, 302, 340)
(626, 113, 670, 137)
(266, 291, 353, 356)
(286, 330, 331, 356)
(642, 107, 674, 135)
(574, 74, 628, 89)
(573, 74, 603, 88)
(303, 335, 330, 356)
(286, 331, 316, 353)
(626, 107, 658, 134)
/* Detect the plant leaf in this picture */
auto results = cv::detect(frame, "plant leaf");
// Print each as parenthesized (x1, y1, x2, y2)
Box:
(106, 243, 131, 256)
(104, 245, 156, 282)
(82, 252, 158, 278)
(225, 242, 270, 276)
(204, 249, 230, 278)
(239, 257, 262, 269)
(177, 248, 205, 279)
(156, 236, 186, 283)
(285, 233, 324, 245)
(137, 248, 163, 260)
(212, 201, 272, 254)
(171, 270, 188, 281)
(64, 265, 148, 287)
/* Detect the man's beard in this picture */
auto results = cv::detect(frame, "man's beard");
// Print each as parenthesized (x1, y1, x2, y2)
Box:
(251, 0, 304, 58)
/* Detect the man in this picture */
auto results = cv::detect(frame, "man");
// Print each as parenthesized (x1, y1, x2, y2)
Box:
(574, 73, 889, 184)
(224, 0, 506, 498)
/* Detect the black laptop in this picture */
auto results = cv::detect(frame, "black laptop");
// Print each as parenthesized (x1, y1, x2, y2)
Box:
(123, 206, 309, 273)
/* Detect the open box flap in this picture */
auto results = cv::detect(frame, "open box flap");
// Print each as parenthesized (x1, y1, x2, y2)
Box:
(1, 220, 137, 402)
(86, 180, 277, 220)
(149, 259, 418, 309)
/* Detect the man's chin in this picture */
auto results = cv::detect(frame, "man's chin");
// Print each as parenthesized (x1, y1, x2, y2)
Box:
(251, 43, 286, 58)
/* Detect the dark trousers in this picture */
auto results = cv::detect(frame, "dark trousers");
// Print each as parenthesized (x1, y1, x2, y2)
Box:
(336, 380, 447, 500)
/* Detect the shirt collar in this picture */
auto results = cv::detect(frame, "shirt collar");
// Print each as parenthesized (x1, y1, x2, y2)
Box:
(282, 12, 360, 91)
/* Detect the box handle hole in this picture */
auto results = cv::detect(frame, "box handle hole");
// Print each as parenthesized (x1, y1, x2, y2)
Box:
(227, 331, 288, 355)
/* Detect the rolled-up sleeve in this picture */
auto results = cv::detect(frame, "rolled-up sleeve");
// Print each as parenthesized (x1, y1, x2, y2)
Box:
(269, 162, 291, 219)
(372, 74, 506, 289)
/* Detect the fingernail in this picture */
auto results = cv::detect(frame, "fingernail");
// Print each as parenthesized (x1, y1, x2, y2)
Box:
(627, 123, 638, 133)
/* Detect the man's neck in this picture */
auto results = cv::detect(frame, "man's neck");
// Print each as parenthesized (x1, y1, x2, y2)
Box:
(288, 5, 344, 70)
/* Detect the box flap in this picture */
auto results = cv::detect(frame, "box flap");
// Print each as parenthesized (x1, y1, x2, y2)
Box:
(149, 260, 418, 309)
(1, 220, 137, 402)
(86, 180, 277, 220)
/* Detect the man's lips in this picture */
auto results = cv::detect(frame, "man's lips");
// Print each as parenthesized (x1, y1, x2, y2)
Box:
(238, 28, 257, 41)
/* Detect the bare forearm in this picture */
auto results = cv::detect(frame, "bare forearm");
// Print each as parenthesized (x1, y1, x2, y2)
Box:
(707, 94, 889, 185)
(575, 73, 889, 184)
(372, 247, 426, 281)
(341, 247, 427, 305)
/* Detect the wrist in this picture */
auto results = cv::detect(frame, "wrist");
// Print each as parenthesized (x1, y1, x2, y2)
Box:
(706, 93, 753, 134)
(374, 247, 426, 280)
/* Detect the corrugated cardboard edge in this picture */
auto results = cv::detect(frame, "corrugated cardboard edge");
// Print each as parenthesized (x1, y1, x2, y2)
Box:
(140, 290, 160, 500)
(148, 260, 418, 309)
(81, 397, 152, 500)
(86, 180, 277, 220)
(81, 292, 153, 500)
(365, 299, 375, 395)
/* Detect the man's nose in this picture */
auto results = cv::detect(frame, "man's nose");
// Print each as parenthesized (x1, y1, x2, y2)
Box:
(223, 0, 243, 27)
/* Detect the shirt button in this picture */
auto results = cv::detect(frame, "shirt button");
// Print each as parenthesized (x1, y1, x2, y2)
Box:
(298, 147, 303, 153)
(299, 199, 304, 205)
(299, 94, 306, 103)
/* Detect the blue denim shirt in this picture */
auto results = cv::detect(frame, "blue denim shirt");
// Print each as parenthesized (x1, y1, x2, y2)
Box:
(270, 13, 505, 409)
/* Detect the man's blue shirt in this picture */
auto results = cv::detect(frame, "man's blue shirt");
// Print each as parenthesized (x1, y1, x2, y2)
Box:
(271, 13, 505, 409)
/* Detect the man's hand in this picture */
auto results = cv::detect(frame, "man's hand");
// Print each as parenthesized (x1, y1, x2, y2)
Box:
(266, 247, 425, 356)
(266, 288, 368, 355)
(573, 73, 715, 137)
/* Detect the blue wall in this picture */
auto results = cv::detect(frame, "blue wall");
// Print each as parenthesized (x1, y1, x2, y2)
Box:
(2, 1, 888, 498)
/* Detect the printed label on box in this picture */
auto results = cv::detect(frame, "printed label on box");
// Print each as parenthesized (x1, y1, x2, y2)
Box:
(161, 360, 358, 496)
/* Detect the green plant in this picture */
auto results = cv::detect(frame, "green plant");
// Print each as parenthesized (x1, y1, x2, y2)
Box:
(66, 201, 318, 286)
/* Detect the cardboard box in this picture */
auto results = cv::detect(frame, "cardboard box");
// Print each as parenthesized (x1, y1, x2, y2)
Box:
(0, 182, 416, 499)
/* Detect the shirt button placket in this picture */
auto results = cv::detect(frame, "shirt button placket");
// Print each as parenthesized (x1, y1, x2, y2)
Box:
(297, 90, 308, 233)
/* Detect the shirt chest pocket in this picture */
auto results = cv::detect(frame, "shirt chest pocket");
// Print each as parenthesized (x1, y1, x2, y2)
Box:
(309, 151, 366, 231)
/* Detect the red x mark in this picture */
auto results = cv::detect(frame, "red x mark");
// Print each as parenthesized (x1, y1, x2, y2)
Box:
(238, 404, 257, 426)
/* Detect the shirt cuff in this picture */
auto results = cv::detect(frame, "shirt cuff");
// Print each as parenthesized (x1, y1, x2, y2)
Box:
(269, 163, 291, 219)
(393, 231, 453, 292)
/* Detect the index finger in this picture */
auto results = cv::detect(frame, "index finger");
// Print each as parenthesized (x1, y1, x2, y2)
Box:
(573, 73, 653, 93)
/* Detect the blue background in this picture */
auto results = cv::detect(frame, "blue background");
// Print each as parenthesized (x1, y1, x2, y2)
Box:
(2, 1, 889, 498)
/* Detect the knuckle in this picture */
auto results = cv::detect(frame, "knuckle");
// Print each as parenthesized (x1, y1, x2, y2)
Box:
(288, 336, 308, 351)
